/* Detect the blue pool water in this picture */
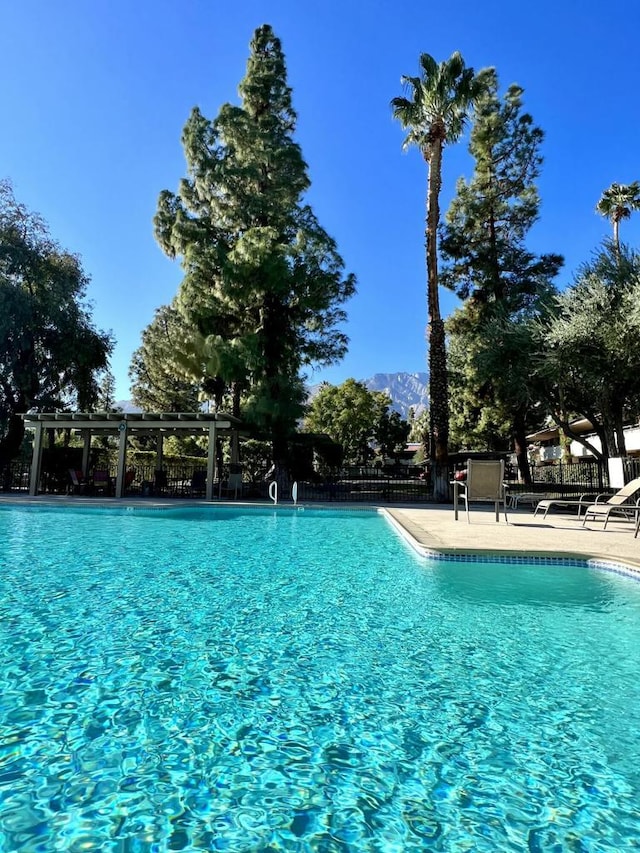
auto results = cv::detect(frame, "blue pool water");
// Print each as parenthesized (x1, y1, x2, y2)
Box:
(1, 504, 640, 851)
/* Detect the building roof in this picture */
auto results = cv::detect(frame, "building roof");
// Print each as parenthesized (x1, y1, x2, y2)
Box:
(526, 418, 594, 442)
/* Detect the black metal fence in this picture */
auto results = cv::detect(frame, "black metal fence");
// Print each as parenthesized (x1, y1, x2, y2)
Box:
(523, 459, 608, 496)
(290, 476, 431, 503)
(0, 460, 31, 492)
(4, 456, 639, 504)
(505, 457, 640, 501)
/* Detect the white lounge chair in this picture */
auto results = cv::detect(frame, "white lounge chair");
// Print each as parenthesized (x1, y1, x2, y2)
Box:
(533, 492, 603, 519)
(581, 477, 640, 529)
(452, 459, 508, 523)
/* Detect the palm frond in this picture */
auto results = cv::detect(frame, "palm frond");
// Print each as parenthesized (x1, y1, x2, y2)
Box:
(419, 52, 439, 80)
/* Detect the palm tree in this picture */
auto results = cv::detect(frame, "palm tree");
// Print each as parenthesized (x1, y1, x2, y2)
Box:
(392, 52, 486, 500)
(596, 181, 640, 253)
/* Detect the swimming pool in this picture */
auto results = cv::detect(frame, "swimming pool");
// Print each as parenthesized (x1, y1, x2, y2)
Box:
(1, 504, 639, 850)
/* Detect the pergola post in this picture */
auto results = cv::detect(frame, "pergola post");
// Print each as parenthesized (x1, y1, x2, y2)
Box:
(81, 430, 91, 477)
(206, 420, 217, 501)
(156, 433, 164, 471)
(28, 421, 44, 496)
(231, 430, 239, 465)
(115, 422, 127, 498)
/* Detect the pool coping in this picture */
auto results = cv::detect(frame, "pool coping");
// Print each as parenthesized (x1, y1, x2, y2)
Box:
(381, 508, 640, 581)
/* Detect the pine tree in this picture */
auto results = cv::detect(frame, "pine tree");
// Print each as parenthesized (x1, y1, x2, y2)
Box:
(152, 25, 355, 472)
(440, 70, 562, 481)
(129, 303, 202, 412)
(95, 368, 120, 412)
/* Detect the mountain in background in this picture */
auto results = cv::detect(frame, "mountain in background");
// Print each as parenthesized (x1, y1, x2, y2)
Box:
(115, 399, 143, 413)
(116, 372, 429, 420)
(363, 372, 428, 419)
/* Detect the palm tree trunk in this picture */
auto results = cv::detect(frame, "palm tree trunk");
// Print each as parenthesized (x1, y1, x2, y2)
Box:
(425, 140, 450, 502)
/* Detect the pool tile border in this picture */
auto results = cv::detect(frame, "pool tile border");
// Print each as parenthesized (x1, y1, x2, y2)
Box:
(380, 508, 640, 581)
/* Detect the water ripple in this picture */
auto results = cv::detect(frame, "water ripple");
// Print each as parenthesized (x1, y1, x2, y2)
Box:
(1, 505, 640, 850)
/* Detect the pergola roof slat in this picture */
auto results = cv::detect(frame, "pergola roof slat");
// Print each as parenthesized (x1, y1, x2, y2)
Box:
(22, 411, 240, 427)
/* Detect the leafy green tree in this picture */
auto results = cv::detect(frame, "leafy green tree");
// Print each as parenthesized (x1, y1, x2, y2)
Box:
(440, 71, 562, 481)
(392, 51, 486, 499)
(152, 25, 355, 474)
(304, 379, 391, 465)
(0, 180, 113, 468)
(596, 181, 640, 253)
(539, 243, 640, 459)
(130, 303, 201, 412)
(240, 438, 273, 481)
(376, 409, 410, 463)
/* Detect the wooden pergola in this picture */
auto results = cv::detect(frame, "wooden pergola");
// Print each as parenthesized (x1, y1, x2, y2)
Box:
(22, 411, 242, 501)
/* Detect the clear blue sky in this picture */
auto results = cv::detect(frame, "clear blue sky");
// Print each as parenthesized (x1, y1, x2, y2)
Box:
(2, 1, 639, 400)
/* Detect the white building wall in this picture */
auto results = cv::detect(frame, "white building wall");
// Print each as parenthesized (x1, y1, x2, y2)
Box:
(570, 426, 640, 458)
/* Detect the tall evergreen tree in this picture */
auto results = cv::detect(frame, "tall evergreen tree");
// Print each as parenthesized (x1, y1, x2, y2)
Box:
(447, 309, 512, 452)
(440, 70, 562, 481)
(391, 52, 486, 500)
(152, 25, 355, 473)
(95, 368, 121, 412)
(129, 303, 202, 412)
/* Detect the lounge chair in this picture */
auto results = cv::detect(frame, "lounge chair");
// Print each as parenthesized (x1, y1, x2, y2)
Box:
(452, 459, 508, 522)
(533, 492, 603, 519)
(582, 478, 640, 529)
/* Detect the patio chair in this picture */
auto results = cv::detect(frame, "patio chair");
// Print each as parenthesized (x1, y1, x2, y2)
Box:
(68, 468, 87, 495)
(153, 469, 168, 496)
(220, 464, 243, 500)
(190, 469, 207, 497)
(92, 469, 112, 495)
(452, 459, 508, 523)
(581, 477, 640, 529)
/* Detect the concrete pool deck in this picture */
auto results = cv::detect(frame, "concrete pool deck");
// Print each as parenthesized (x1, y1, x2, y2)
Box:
(386, 505, 640, 572)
